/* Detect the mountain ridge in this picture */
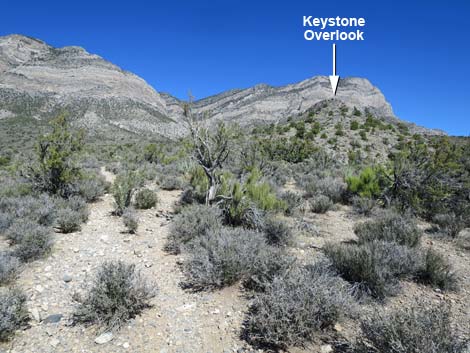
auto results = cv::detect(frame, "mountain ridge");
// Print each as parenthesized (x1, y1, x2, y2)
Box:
(0, 34, 445, 138)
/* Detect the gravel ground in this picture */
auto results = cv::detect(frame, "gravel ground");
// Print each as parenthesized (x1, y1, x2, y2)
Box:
(1, 173, 468, 352)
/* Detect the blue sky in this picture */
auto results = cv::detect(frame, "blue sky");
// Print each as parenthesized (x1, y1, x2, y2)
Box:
(2, 0, 469, 135)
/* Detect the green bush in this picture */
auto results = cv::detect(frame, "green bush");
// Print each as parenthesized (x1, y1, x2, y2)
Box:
(134, 188, 158, 209)
(112, 171, 141, 215)
(346, 166, 381, 198)
(350, 120, 359, 130)
(73, 261, 155, 331)
(26, 114, 84, 197)
(354, 211, 421, 247)
(355, 300, 468, 353)
(221, 169, 285, 228)
(0, 288, 29, 341)
(244, 262, 354, 349)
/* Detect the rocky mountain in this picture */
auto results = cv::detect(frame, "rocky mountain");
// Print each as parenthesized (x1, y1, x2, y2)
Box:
(0, 34, 444, 139)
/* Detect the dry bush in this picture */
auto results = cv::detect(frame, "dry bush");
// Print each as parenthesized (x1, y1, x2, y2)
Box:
(324, 241, 421, 299)
(310, 195, 334, 213)
(355, 300, 468, 353)
(182, 227, 293, 291)
(134, 188, 158, 209)
(73, 261, 155, 331)
(351, 196, 376, 216)
(0, 288, 29, 341)
(262, 217, 293, 247)
(0, 252, 20, 285)
(244, 261, 354, 349)
(122, 207, 139, 234)
(166, 204, 222, 254)
(354, 210, 421, 247)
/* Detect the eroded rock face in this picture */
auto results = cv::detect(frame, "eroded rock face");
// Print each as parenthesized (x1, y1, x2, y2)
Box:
(186, 76, 395, 126)
(0, 34, 179, 138)
(0, 34, 444, 138)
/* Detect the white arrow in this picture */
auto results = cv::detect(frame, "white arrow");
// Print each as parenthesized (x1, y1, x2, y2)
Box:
(329, 43, 340, 95)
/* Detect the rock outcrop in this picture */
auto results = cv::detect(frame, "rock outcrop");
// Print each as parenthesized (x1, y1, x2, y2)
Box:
(0, 34, 444, 138)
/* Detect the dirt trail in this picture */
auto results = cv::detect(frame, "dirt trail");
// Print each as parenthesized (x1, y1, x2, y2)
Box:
(1, 183, 248, 353)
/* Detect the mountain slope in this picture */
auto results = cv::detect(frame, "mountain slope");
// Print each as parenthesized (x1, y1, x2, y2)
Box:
(0, 34, 444, 139)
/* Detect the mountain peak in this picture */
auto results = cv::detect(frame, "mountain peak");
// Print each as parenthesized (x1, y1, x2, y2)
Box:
(0, 34, 444, 139)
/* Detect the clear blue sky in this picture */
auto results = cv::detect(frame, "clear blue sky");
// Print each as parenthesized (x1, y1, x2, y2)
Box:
(2, 0, 469, 135)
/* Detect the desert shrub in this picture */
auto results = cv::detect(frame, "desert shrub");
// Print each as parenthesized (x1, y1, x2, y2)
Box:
(11, 222, 53, 262)
(182, 227, 292, 291)
(5, 219, 49, 244)
(0, 288, 29, 341)
(54, 195, 88, 232)
(310, 195, 334, 213)
(122, 207, 139, 234)
(351, 196, 376, 216)
(244, 262, 354, 349)
(433, 213, 467, 238)
(221, 171, 284, 229)
(54, 196, 89, 233)
(324, 241, 420, 299)
(305, 176, 346, 203)
(263, 217, 293, 247)
(55, 208, 83, 233)
(259, 136, 318, 163)
(112, 171, 141, 215)
(0, 252, 20, 285)
(383, 138, 469, 220)
(280, 191, 302, 216)
(355, 300, 468, 353)
(134, 188, 158, 209)
(0, 212, 13, 233)
(75, 175, 108, 202)
(159, 175, 185, 190)
(0, 194, 56, 226)
(244, 169, 287, 211)
(346, 166, 382, 199)
(416, 248, 458, 291)
(25, 114, 84, 197)
(354, 211, 421, 247)
(350, 120, 359, 130)
(73, 261, 155, 331)
(166, 204, 222, 254)
(0, 177, 32, 198)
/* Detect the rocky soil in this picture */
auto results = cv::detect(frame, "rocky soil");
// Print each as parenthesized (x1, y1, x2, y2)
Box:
(1, 171, 468, 353)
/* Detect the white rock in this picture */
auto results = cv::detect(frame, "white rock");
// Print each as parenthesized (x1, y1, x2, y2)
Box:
(321, 344, 333, 353)
(50, 338, 60, 347)
(94, 332, 113, 344)
(30, 308, 41, 322)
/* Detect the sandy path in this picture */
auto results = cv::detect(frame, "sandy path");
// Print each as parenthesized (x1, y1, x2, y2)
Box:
(1, 185, 248, 353)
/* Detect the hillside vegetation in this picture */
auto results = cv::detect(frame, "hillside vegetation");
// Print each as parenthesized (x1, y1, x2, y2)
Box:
(0, 99, 469, 352)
